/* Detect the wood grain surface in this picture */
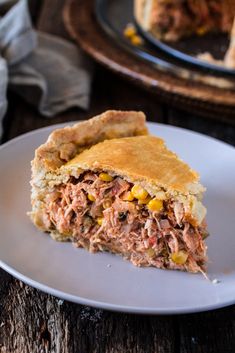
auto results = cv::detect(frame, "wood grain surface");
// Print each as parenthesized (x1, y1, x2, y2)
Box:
(0, 0, 235, 352)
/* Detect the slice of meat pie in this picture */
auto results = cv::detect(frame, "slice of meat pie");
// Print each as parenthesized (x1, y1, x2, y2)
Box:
(30, 110, 208, 273)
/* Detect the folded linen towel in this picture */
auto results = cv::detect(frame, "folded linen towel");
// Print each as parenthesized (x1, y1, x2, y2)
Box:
(0, 0, 92, 138)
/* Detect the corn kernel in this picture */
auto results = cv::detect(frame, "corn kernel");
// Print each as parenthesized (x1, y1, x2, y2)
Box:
(171, 251, 188, 265)
(97, 217, 103, 226)
(138, 196, 151, 205)
(131, 185, 149, 200)
(147, 198, 163, 212)
(88, 193, 95, 202)
(99, 172, 113, 182)
(124, 25, 136, 38)
(146, 248, 155, 258)
(122, 191, 134, 201)
(131, 35, 143, 46)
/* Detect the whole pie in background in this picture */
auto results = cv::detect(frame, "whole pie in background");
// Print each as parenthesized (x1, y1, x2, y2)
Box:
(134, 0, 235, 41)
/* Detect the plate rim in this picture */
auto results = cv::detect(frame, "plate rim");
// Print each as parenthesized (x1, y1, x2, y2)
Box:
(0, 122, 235, 315)
(134, 19, 235, 77)
(1, 259, 235, 315)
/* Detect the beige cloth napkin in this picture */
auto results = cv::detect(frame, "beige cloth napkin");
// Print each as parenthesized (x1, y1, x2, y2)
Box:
(0, 0, 92, 138)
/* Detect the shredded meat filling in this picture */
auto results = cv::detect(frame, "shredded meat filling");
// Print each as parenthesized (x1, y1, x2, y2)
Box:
(151, 0, 234, 40)
(45, 172, 208, 273)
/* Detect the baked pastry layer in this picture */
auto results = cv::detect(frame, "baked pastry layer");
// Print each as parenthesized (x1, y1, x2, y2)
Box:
(29, 110, 208, 274)
(30, 110, 148, 230)
(64, 135, 203, 195)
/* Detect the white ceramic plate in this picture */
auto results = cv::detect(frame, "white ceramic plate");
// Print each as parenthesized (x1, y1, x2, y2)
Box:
(0, 122, 235, 314)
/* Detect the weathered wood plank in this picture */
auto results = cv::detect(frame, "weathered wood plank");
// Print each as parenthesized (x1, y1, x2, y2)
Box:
(0, 275, 175, 353)
(167, 108, 235, 146)
(179, 307, 235, 353)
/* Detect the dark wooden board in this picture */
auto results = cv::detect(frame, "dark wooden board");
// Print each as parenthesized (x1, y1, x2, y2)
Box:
(63, 0, 235, 122)
(0, 0, 235, 352)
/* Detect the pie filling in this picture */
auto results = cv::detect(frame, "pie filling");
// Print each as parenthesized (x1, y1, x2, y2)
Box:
(43, 172, 208, 273)
(149, 0, 234, 40)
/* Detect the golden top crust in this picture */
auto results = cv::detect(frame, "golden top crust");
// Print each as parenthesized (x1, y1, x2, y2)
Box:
(30, 110, 148, 231)
(32, 110, 148, 178)
(64, 135, 203, 195)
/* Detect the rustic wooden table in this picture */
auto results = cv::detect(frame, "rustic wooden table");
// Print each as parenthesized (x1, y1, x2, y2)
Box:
(0, 1, 235, 352)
